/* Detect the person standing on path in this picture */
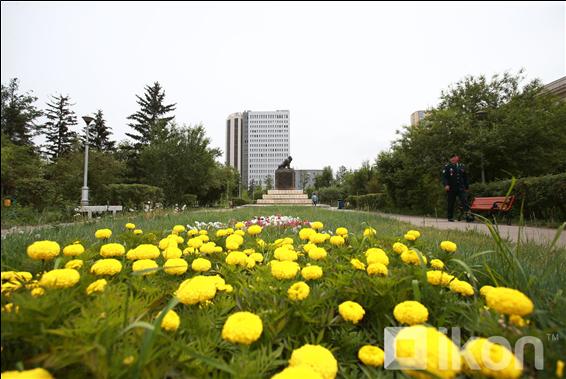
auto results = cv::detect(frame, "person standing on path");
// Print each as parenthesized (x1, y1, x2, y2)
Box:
(442, 154, 470, 221)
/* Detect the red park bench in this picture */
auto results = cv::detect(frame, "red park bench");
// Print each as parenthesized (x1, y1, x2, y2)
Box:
(469, 195, 516, 224)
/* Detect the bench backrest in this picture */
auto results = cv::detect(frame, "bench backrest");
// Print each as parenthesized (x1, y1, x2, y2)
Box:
(470, 196, 515, 211)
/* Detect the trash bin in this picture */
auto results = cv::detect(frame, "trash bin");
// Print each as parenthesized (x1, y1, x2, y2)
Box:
(337, 199, 344, 209)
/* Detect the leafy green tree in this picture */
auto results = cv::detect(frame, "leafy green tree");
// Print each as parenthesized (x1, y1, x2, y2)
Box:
(264, 175, 274, 191)
(314, 166, 334, 189)
(89, 110, 115, 151)
(1, 78, 43, 146)
(42, 94, 78, 160)
(126, 82, 176, 147)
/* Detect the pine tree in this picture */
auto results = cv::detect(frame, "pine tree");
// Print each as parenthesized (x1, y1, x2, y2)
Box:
(1, 78, 42, 146)
(42, 94, 78, 160)
(126, 82, 176, 147)
(88, 110, 115, 151)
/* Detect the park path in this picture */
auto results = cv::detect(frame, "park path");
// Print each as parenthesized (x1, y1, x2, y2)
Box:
(340, 210, 565, 248)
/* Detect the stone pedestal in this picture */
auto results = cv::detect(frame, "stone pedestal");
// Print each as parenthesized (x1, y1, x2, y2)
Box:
(275, 168, 295, 190)
(256, 189, 311, 205)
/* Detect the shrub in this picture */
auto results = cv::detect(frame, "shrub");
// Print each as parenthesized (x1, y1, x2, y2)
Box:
(318, 186, 344, 207)
(347, 193, 389, 211)
(182, 194, 198, 207)
(100, 184, 164, 210)
(230, 198, 249, 207)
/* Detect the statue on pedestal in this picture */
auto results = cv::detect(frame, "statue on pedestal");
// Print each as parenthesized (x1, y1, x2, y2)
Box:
(275, 156, 295, 190)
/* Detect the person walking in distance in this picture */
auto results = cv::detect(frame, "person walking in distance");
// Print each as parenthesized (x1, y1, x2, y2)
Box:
(442, 154, 470, 222)
(311, 192, 319, 207)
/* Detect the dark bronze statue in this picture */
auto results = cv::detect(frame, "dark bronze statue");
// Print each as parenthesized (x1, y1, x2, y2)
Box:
(278, 156, 293, 169)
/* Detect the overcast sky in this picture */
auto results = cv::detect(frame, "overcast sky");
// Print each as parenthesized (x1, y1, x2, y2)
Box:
(2, 1, 565, 171)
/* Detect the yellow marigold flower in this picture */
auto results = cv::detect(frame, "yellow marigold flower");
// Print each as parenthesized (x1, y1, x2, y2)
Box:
(0, 368, 54, 379)
(480, 285, 495, 297)
(462, 338, 522, 379)
(557, 360, 564, 378)
(65, 259, 83, 270)
(249, 253, 264, 263)
(125, 223, 136, 230)
(129, 244, 160, 260)
(225, 228, 235, 235)
(226, 251, 248, 266)
(365, 248, 389, 266)
(187, 229, 199, 236)
(160, 309, 180, 332)
(393, 300, 429, 325)
(247, 224, 263, 236)
(367, 263, 388, 276)
(86, 279, 108, 295)
(303, 243, 316, 253)
(427, 270, 455, 286)
(396, 325, 461, 379)
(158, 238, 170, 250)
(27, 240, 60, 261)
(271, 260, 300, 280)
(175, 275, 225, 304)
(288, 281, 310, 301)
(275, 246, 299, 262)
(358, 345, 385, 367)
(173, 225, 185, 234)
(39, 269, 80, 289)
(430, 259, 445, 270)
(440, 241, 457, 253)
(301, 265, 323, 281)
(132, 259, 158, 275)
(243, 248, 255, 255)
(449, 279, 475, 296)
(216, 229, 228, 237)
(329, 235, 345, 246)
(226, 234, 244, 250)
(310, 221, 324, 230)
(308, 247, 327, 260)
(351, 258, 366, 270)
(188, 237, 204, 249)
(162, 246, 182, 260)
(309, 233, 327, 244)
(200, 242, 217, 254)
(123, 356, 135, 365)
(485, 287, 534, 316)
(339, 301, 365, 324)
(133, 229, 143, 235)
(1, 271, 32, 282)
(363, 227, 377, 238)
(233, 230, 244, 237)
(234, 221, 244, 229)
(95, 228, 112, 239)
(393, 242, 408, 255)
(509, 315, 527, 328)
(245, 256, 256, 268)
(63, 243, 85, 257)
(404, 233, 417, 241)
(100, 243, 125, 258)
(335, 227, 348, 237)
(401, 250, 428, 265)
(299, 228, 316, 240)
(192, 258, 212, 272)
(221, 311, 263, 345)
(2, 303, 20, 313)
(1, 281, 21, 295)
(288, 344, 338, 379)
(197, 234, 210, 242)
(256, 238, 267, 248)
(271, 365, 323, 379)
(91, 259, 122, 276)
(31, 287, 45, 297)
(407, 230, 421, 238)
(199, 230, 208, 235)
(163, 258, 188, 275)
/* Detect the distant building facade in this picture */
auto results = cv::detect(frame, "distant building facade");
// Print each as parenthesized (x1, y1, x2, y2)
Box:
(226, 112, 243, 173)
(295, 169, 323, 190)
(543, 76, 566, 101)
(410, 110, 428, 126)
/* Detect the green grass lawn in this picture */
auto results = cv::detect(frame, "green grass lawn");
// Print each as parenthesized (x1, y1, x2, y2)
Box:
(2, 206, 565, 378)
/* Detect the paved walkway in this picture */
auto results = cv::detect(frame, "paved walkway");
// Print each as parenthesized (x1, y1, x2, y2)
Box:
(365, 211, 565, 248)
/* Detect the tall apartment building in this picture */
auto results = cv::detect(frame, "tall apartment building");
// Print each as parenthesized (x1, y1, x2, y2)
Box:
(410, 110, 428, 126)
(225, 110, 290, 188)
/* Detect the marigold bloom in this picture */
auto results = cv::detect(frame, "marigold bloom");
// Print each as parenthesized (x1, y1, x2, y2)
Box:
(125, 223, 136, 230)
(310, 221, 324, 230)
(175, 275, 222, 305)
(187, 229, 199, 236)
(367, 263, 388, 276)
(86, 279, 108, 295)
(162, 246, 182, 260)
(288, 344, 338, 379)
(200, 242, 217, 254)
(250, 253, 264, 263)
(91, 259, 122, 276)
(404, 233, 417, 241)
(309, 233, 327, 244)
(329, 235, 345, 246)
(430, 259, 445, 270)
(191, 258, 212, 272)
(335, 227, 348, 237)
(358, 345, 385, 367)
(509, 315, 527, 328)
(395, 325, 461, 379)
(401, 250, 428, 265)
(0, 368, 54, 379)
(365, 248, 389, 266)
(163, 258, 188, 275)
(226, 234, 244, 250)
(160, 309, 180, 332)
(339, 301, 365, 324)
(393, 242, 409, 255)
(485, 287, 534, 316)
(31, 287, 45, 297)
(301, 265, 323, 281)
(133, 229, 143, 235)
(288, 281, 310, 301)
(462, 338, 522, 379)
(271, 260, 300, 280)
(480, 285, 495, 297)
(63, 243, 85, 257)
(299, 228, 317, 240)
(449, 279, 475, 296)
(271, 365, 323, 379)
(393, 300, 429, 325)
(39, 269, 80, 289)
(308, 247, 327, 260)
(128, 244, 160, 260)
(64, 259, 84, 270)
(363, 227, 377, 238)
(27, 240, 60, 261)
(100, 243, 125, 258)
(173, 225, 185, 234)
(2, 271, 32, 282)
(95, 228, 112, 239)
(440, 241, 457, 253)
(226, 251, 248, 266)
(247, 224, 263, 235)
(221, 311, 263, 345)
(407, 230, 421, 238)
(188, 237, 204, 249)
(557, 360, 564, 378)
(350, 258, 366, 270)
(427, 270, 455, 286)
(132, 259, 158, 275)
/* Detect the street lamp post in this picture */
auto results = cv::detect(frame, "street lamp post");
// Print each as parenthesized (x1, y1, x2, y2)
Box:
(81, 115, 95, 206)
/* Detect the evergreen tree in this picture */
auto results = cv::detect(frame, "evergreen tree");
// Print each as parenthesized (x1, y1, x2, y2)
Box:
(1, 78, 42, 146)
(89, 110, 115, 151)
(126, 82, 176, 147)
(42, 94, 78, 160)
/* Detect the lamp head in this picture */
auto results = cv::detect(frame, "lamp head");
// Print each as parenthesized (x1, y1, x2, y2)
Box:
(82, 115, 95, 125)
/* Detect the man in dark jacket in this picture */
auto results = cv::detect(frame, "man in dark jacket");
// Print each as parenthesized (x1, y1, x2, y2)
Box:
(442, 154, 470, 221)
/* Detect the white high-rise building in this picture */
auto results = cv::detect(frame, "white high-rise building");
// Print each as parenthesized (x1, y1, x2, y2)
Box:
(226, 110, 290, 189)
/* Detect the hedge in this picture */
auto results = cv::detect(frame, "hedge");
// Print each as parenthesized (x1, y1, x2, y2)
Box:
(100, 184, 164, 210)
(347, 193, 388, 211)
(469, 173, 566, 222)
(317, 186, 344, 207)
